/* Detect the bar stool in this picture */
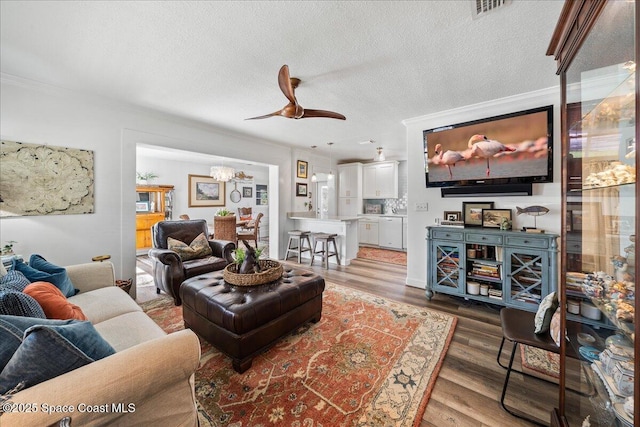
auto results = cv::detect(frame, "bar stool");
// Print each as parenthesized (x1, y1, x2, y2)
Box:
(284, 230, 312, 264)
(310, 233, 341, 269)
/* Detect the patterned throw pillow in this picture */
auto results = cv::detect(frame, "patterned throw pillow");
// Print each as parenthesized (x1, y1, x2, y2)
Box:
(0, 270, 31, 291)
(534, 291, 559, 335)
(167, 232, 213, 261)
(0, 290, 46, 318)
(549, 307, 562, 347)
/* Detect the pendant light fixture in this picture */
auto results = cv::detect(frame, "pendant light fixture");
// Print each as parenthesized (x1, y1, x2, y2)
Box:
(210, 158, 235, 182)
(327, 142, 334, 180)
(374, 147, 386, 162)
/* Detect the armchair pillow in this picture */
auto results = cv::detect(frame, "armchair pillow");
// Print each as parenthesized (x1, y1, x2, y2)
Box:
(12, 255, 77, 297)
(534, 292, 559, 334)
(24, 282, 87, 320)
(0, 315, 115, 394)
(167, 232, 212, 261)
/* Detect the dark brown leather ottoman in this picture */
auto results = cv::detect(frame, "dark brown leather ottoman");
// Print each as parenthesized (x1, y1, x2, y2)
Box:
(180, 267, 325, 373)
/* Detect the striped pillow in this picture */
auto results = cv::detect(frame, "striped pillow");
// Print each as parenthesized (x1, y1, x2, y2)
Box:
(0, 289, 46, 318)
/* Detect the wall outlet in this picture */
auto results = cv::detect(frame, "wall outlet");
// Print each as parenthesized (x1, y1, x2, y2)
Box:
(415, 202, 428, 211)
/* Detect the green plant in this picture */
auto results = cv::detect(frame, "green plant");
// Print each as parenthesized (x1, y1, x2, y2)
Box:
(216, 208, 234, 216)
(136, 171, 158, 181)
(232, 247, 246, 265)
(2, 240, 17, 255)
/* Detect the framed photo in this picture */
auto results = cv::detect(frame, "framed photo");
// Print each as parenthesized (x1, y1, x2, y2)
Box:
(482, 209, 512, 228)
(296, 183, 308, 197)
(188, 174, 226, 207)
(443, 211, 462, 221)
(296, 160, 308, 179)
(243, 187, 253, 198)
(135, 202, 149, 213)
(462, 201, 494, 227)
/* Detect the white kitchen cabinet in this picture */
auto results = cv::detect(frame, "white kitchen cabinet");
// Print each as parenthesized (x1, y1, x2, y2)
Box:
(358, 217, 379, 245)
(378, 216, 403, 249)
(362, 161, 398, 199)
(338, 163, 363, 216)
(338, 197, 359, 217)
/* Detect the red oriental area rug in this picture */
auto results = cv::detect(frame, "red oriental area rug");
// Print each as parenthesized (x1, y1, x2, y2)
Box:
(142, 282, 456, 426)
(357, 247, 407, 265)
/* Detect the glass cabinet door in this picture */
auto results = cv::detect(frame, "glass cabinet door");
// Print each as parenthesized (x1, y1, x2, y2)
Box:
(555, 1, 637, 426)
(431, 241, 464, 293)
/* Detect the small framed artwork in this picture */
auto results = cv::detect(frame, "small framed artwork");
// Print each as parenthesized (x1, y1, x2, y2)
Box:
(296, 183, 308, 197)
(462, 201, 494, 227)
(243, 187, 253, 198)
(296, 160, 308, 179)
(188, 174, 226, 207)
(443, 211, 462, 221)
(482, 209, 512, 228)
(136, 202, 149, 213)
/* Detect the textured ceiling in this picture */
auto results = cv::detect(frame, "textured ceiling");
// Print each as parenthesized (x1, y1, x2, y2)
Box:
(0, 1, 564, 162)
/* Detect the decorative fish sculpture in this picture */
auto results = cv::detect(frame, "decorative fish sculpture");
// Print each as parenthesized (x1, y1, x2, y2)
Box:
(516, 206, 549, 216)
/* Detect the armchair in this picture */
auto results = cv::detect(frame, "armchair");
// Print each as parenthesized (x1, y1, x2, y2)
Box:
(149, 219, 235, 305)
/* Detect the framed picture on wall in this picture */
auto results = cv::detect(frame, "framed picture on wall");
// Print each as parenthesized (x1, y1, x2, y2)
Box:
(462, 201, 494, 227)
(297, 160, 308, 179)
(188, 174, 226, 207)
(243, 187, 252, 198)
(135, 202, 149, 212)
(296, 183, 308, 197)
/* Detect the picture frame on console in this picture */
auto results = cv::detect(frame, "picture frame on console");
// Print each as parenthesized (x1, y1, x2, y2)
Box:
(444, 211, 462, 221)
(482, 209, 512, 228)
(462, 202, 494, 227)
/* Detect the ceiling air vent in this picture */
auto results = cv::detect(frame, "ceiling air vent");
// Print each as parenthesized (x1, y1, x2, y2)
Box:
(472, 0, 511, 19)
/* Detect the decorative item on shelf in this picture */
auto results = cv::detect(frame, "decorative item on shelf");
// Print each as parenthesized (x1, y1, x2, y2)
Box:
(136, 171, 158, 185)
(481, 208, 512, 229)
(1, 240, 17, 256)
(233, 171, 254, 182)
(462, 201, 494, 227)
(517, 205, 549, 233)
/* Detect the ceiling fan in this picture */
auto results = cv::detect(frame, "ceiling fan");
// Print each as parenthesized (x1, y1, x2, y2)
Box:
(246, 65, 346, 121)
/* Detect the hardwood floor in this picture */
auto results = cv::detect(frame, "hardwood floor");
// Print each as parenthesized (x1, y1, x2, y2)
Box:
(136, 255, 556, 426)
(283, 257, 555, 427)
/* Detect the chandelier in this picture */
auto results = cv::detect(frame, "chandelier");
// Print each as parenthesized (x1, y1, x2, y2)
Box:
(210, 165, 235, 182)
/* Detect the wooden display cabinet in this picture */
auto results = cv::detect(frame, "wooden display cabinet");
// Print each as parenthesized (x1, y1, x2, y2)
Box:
(136, 185, 174, 250)
(547, 1, 638, 425)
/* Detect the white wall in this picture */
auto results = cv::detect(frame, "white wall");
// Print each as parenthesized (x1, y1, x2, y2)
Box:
(136, 153, 269, 226)
(0, 74, 297, 293)
(403, 87, 562, 290)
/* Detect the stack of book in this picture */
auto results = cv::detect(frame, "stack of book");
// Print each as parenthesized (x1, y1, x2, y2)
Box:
(469, 260, 501, 280)
(488, 289, 503, 300)
(437, 256, 459, 280)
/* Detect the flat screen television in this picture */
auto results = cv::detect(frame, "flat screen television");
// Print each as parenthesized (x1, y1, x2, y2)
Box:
(423, 105, 553, 191)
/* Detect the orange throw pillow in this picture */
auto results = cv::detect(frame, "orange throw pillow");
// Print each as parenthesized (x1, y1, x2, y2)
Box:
(23, 282, 87, 321)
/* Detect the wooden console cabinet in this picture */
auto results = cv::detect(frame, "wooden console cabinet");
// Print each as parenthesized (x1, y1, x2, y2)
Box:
(136, 185, 174, 250)
(426, 226, 558, 312)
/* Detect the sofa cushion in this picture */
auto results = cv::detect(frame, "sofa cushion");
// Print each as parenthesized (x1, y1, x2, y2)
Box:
(0, 315, 115, 394)
(168, 232, 212, 261)
(94, 311, 166, 352)
(69, 287, 142, 324)
(12, 256, 77, 297)
(24, 282, 87, 321)
(0, 270, 31, 291)
(0, 289, 46, 318)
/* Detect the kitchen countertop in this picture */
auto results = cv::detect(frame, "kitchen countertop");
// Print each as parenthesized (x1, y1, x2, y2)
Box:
(287, 213, 361, 222)
(358, 213, 407, 218)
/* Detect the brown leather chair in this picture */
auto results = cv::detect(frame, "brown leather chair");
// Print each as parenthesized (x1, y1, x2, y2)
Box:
(148, 219, 235, 305)
(237, 212, 263, 248)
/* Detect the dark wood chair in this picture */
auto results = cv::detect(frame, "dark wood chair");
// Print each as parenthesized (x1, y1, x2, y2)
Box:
(237, 212, 263, 248)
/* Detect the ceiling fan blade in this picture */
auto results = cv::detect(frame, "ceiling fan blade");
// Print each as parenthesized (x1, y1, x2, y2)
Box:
(301, 109, 346, 120)
(245, 111, 281, 120)
(278, 65, 297, 105)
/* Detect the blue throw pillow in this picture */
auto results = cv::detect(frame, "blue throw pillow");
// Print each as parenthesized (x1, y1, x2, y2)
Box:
(12, 255, 77, 297)
(0, 315, 115, 394)
(0, 270, 31, 291)
(0, 289, 46, 319)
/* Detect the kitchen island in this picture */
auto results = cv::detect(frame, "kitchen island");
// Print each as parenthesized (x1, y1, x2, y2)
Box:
(287, 213, 360, 265)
